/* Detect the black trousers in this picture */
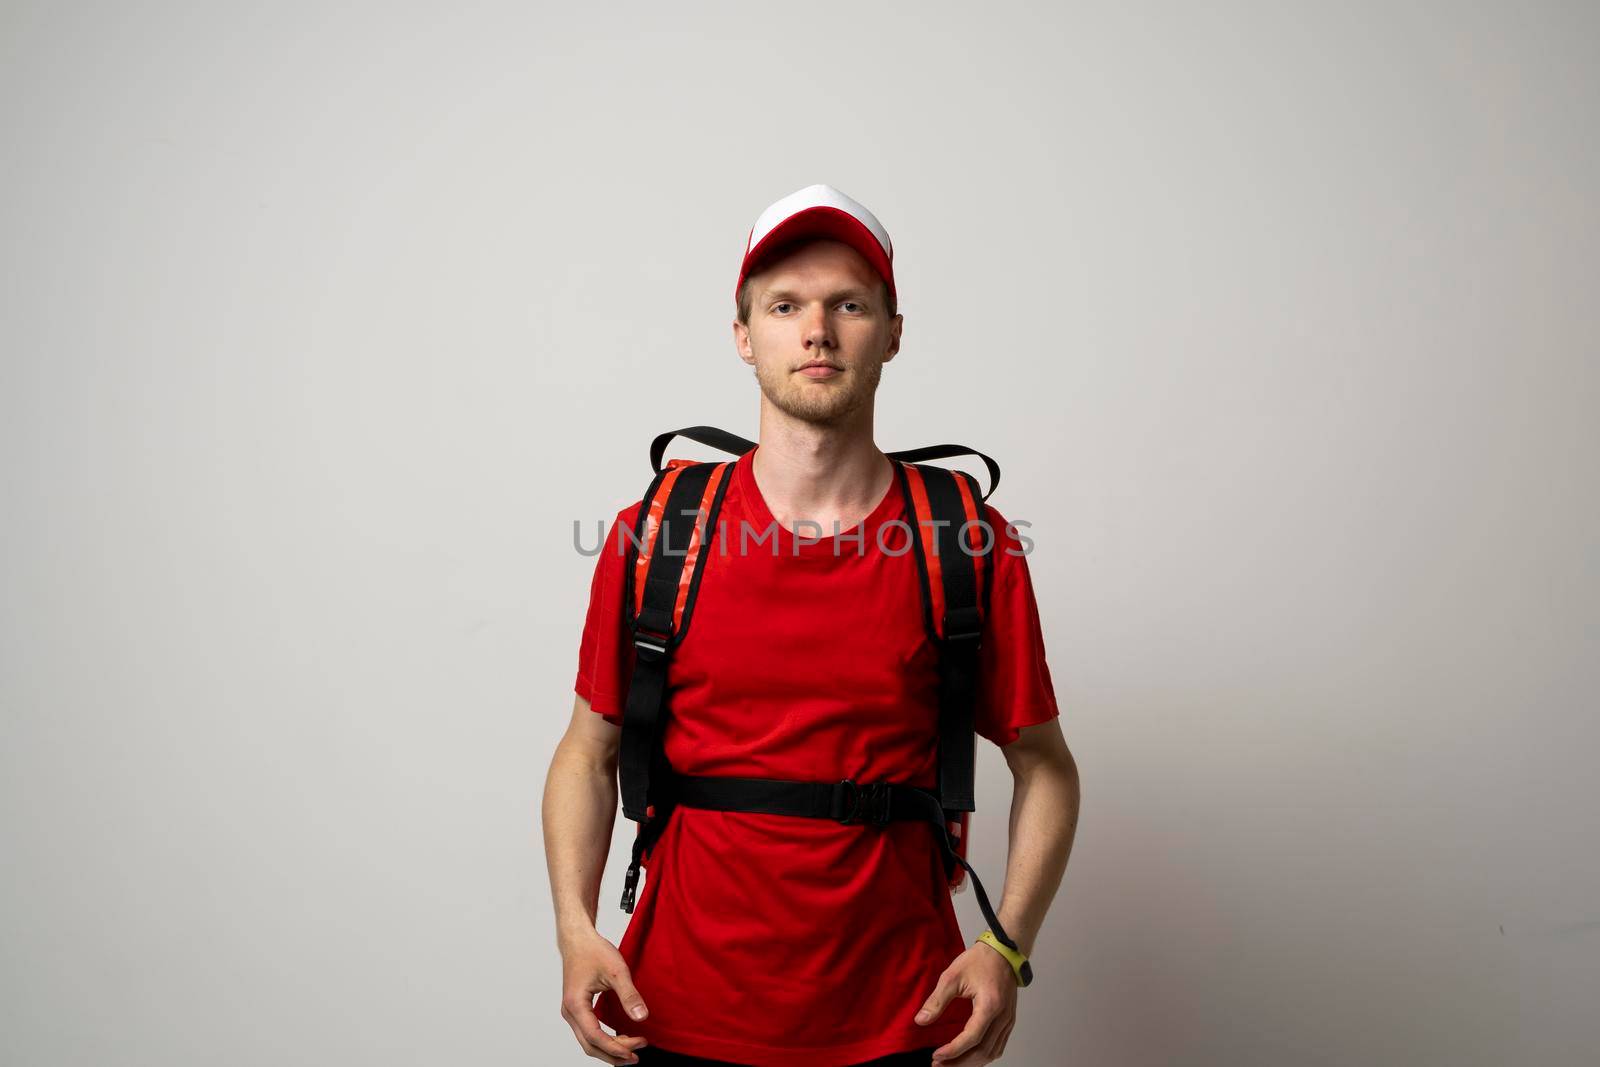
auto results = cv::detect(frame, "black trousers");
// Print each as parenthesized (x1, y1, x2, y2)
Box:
(634, 1044, 937, 1066)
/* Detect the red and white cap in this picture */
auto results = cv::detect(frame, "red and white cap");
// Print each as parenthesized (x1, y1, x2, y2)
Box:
(735, 183, 895, 304)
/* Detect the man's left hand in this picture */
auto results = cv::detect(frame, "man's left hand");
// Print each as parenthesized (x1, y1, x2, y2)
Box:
(914, 943, 1018, 1065)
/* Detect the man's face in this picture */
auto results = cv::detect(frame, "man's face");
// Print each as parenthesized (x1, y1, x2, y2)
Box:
(733, 239, 902, 426)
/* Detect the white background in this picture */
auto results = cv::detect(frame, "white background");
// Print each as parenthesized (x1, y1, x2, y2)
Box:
(2, 2, 1596, 1064)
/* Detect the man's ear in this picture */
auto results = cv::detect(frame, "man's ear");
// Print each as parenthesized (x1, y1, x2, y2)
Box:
(733, 320, 756, 366)
(881, 313, 904, 364)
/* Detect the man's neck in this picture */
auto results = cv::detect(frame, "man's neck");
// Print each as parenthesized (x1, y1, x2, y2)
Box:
(751, 407, 893, 532)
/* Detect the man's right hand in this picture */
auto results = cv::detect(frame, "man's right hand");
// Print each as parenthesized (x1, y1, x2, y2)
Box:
(559, 927, 651, 1065)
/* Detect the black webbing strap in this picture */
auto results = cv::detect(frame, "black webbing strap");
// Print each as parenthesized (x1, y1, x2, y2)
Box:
(620, 790, 676, 914)
(663, 772, 1029, 976)
(649, 426, 757, 473)
(617, 459, 735, 912)
(904, 463, 988, 816)
(887, 444, 1001, 501)
(648, 426, 1001, 502)
(673, 774, 941, 823)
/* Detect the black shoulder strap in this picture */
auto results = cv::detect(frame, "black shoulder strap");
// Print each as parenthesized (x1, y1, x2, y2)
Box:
(615, 456, 736, 912)
(618, 459, 735, 824)
(897, 460, 994, 816)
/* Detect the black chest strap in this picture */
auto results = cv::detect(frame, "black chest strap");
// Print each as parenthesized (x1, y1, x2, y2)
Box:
(625, 772, 1030, 985)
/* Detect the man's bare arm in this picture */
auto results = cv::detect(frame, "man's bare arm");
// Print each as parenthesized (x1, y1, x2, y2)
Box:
(914, 719, 1079, 1061)
(992, 718, 1081, 958)
(544, 696, 624, 940)
(542, 695, 650, 1065)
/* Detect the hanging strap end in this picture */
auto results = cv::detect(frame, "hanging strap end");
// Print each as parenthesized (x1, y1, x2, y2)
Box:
(620, 862, 641, 913)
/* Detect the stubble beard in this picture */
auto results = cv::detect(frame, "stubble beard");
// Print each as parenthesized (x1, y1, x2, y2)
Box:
(753, 356, 883, 427)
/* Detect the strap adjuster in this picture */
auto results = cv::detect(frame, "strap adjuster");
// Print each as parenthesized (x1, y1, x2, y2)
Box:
(941, 605, 983, 648)
(834, 779, 893, 826)
(632, 625, 671, 655)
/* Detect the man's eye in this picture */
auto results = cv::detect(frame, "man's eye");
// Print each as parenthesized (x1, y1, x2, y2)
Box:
(772, 303, 794, 313)
(840, 302, 863, 313)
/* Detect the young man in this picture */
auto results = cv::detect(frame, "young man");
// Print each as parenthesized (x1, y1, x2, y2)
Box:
(544, 185, 1080, 1067)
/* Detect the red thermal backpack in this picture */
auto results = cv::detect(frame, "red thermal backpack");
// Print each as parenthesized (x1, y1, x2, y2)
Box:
(612, 426, 1030, 983)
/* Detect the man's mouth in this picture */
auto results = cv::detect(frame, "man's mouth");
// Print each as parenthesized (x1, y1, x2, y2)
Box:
(798, 361, 843, 379)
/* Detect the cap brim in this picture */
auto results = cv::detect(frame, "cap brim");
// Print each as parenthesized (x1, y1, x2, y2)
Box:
(736, 206, 896, 303)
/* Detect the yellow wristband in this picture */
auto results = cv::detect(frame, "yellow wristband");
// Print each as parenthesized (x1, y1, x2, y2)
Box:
(976, 930, 1033, 987)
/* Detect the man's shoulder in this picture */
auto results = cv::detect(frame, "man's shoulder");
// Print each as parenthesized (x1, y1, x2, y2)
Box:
(976, 499, 1023, 542)
(600, 499, 645, 553)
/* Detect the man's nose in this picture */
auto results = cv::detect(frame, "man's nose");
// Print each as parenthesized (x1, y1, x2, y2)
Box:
(803, 304, 835, 348)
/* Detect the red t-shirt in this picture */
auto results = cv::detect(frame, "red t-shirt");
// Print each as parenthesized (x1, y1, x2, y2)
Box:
(573, 446, 1060, 1066)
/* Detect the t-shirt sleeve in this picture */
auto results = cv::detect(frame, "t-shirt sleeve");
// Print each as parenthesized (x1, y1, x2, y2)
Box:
(973, 504, 1062, 747)
(574, 502, 642, 724)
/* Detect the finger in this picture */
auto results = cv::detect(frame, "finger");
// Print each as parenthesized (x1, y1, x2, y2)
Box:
(915, 971, 961, 1025)
(560, 1011, 640, 1067)
(991, 1015, 1016, 1060)
(943, 1019, 1010, 1067)
(579, 1013, 646, 1066)
(970, 1015, 1012, 1066)
(931, 999, 996, 1064)
(606, 964, 651, 1023)
(943, 1043, 996, 1067)
(563, 995, 646, 1064)
(582, 1027, 644, 1067)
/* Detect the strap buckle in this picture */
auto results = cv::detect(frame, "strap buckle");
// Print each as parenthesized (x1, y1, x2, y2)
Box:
(620, 862, 641, 912)
(834, 779, 893, 826)
(632, 624, 671, 656)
